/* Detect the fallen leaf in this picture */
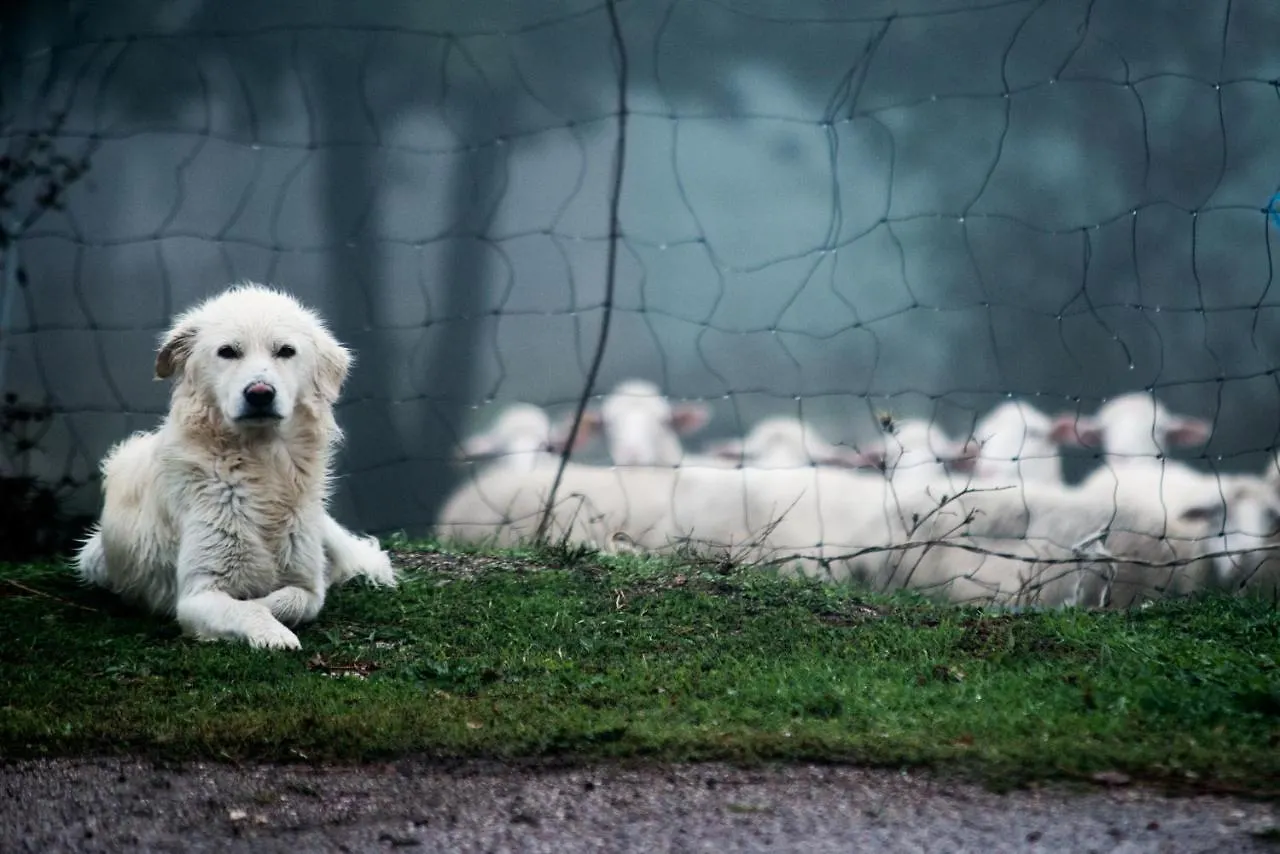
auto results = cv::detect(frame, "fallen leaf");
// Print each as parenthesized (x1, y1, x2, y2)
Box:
(306, 655, 380, 680)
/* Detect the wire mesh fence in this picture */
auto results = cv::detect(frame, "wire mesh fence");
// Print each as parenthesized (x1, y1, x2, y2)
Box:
(2, 0, 1279, 604)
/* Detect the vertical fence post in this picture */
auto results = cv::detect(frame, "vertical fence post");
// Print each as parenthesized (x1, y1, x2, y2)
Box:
(0, 227, 19, 398)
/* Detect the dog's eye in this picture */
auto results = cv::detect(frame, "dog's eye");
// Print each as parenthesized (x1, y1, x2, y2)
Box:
(216, 345, 239, 359)
(276, 345, 296, 359)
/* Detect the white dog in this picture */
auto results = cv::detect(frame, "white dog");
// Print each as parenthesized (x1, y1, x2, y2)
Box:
(74, 283, 397, 650)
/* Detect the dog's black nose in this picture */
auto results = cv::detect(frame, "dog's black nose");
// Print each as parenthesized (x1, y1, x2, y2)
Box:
(243, 382, 276, 411)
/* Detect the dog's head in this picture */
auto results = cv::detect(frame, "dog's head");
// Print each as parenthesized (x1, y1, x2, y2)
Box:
(155, 283, 351, 432)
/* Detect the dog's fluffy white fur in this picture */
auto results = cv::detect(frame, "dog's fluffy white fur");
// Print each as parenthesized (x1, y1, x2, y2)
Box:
(74, 282, 397, 650)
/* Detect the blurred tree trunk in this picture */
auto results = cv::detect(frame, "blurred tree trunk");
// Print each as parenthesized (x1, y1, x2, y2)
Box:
(314, 48, 396, 532)
(413, 104, 513, 527)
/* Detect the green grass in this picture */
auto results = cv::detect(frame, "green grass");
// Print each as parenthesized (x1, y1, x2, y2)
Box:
(2, 542, 1279, 794)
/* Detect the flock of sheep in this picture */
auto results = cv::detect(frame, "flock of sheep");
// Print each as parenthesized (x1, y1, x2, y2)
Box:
(436, 379, 1280, 610)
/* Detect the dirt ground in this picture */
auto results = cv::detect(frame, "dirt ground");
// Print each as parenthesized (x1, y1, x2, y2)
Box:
(4, 758, 1278, 853)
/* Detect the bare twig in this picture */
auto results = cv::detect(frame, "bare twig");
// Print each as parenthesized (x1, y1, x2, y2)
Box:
(2, 578, 100, 613)
(535, 0, 628, 543)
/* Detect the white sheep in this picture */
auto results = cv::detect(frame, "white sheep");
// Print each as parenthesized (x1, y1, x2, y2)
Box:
(1174, 467, 1280, 600)
(628, 456, 1018, 591)
(630, 465, 1100, 607)
(438, 439, 1271, 609)
(645, 463, 907, 584)
(435, 456, 683, 551)
(889, 475, 1264, 609)
(846, 417, 977, 494)
(700, 416, 861, 469)
(574, 379, 712, 467)
(967, 399, 1078, 487)
(434, 456, 874, 564)
(441, 392, 1273, 610)
(1069, 391, 1217, 526)
(667, 454, 1277, 608)
(437, 439, 952, 588)
(454, 403, 579, 472)
(879, 533, 1115, 609)
(1069, 391, 1213, 462)
(1075, 492, 1261, 610)
(781, 479, 1101, 607)
(1069, 391, 1212, 486)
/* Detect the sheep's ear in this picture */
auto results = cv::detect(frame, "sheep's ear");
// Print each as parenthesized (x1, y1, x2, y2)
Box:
(313, 330, 352, 404)
(849, 447, 888, 472)
(547, 411, 599, 454)
(457, 432, 498, 461)
(578, 409, 605, 438)
(548, 409, 603, 454)
(671, 402, 711, 435)
(1167, 416, 1212, 447)
(1050, 413, 1102, 447)
(1179, 501, 1225, 528)
(946, 440, 981, 473)
(155, 322, 198, 379)
(824, 447, 869, 469)
(705, 439, 745, 460)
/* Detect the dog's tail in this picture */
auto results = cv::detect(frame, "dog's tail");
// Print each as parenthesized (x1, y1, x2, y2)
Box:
(72, 527, 109, 586)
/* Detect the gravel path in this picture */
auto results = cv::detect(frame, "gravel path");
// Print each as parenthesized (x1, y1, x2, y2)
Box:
(4, 758, 1277, 853)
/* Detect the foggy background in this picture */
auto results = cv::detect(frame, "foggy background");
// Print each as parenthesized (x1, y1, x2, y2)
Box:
(2, 0, 1279, 538)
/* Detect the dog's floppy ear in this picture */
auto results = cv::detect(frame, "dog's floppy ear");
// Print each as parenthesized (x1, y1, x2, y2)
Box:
(313, 329, 353, 403)
(155, 321, 198, 380)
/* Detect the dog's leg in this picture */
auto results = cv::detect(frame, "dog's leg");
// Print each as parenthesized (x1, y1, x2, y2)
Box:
(251, 528, 327, 626)
(321, 513, 397, 588)
(176, 590, 300, 649)
(252, 586, 325, 626)
(174, 526, 301, 650)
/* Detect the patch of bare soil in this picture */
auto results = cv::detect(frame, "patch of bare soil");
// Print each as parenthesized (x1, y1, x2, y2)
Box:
(4, 758, 1277, 853)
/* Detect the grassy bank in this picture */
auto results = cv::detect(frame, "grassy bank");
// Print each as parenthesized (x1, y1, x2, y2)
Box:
(1, 543, 1278, 793)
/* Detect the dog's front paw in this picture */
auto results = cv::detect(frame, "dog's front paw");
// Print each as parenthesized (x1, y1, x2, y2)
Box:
(244, 617, 302, 650)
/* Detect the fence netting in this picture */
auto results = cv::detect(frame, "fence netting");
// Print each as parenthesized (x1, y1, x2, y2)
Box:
(2, 0, 1278, 604)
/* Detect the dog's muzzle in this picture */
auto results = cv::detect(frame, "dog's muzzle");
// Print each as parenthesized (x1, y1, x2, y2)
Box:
(239, 381, 281, 421)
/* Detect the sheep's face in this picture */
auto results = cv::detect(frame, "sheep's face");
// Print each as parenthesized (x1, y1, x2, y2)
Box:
(1181, 478, 1280, 587)
(594, 380, 710, 466)
(740, 418, 846, 468)
(458, 405, 555, 462)
(602, 386, 674, 465)
(1093, 393, 1211, 459)
(975, 403, 1058, 462)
